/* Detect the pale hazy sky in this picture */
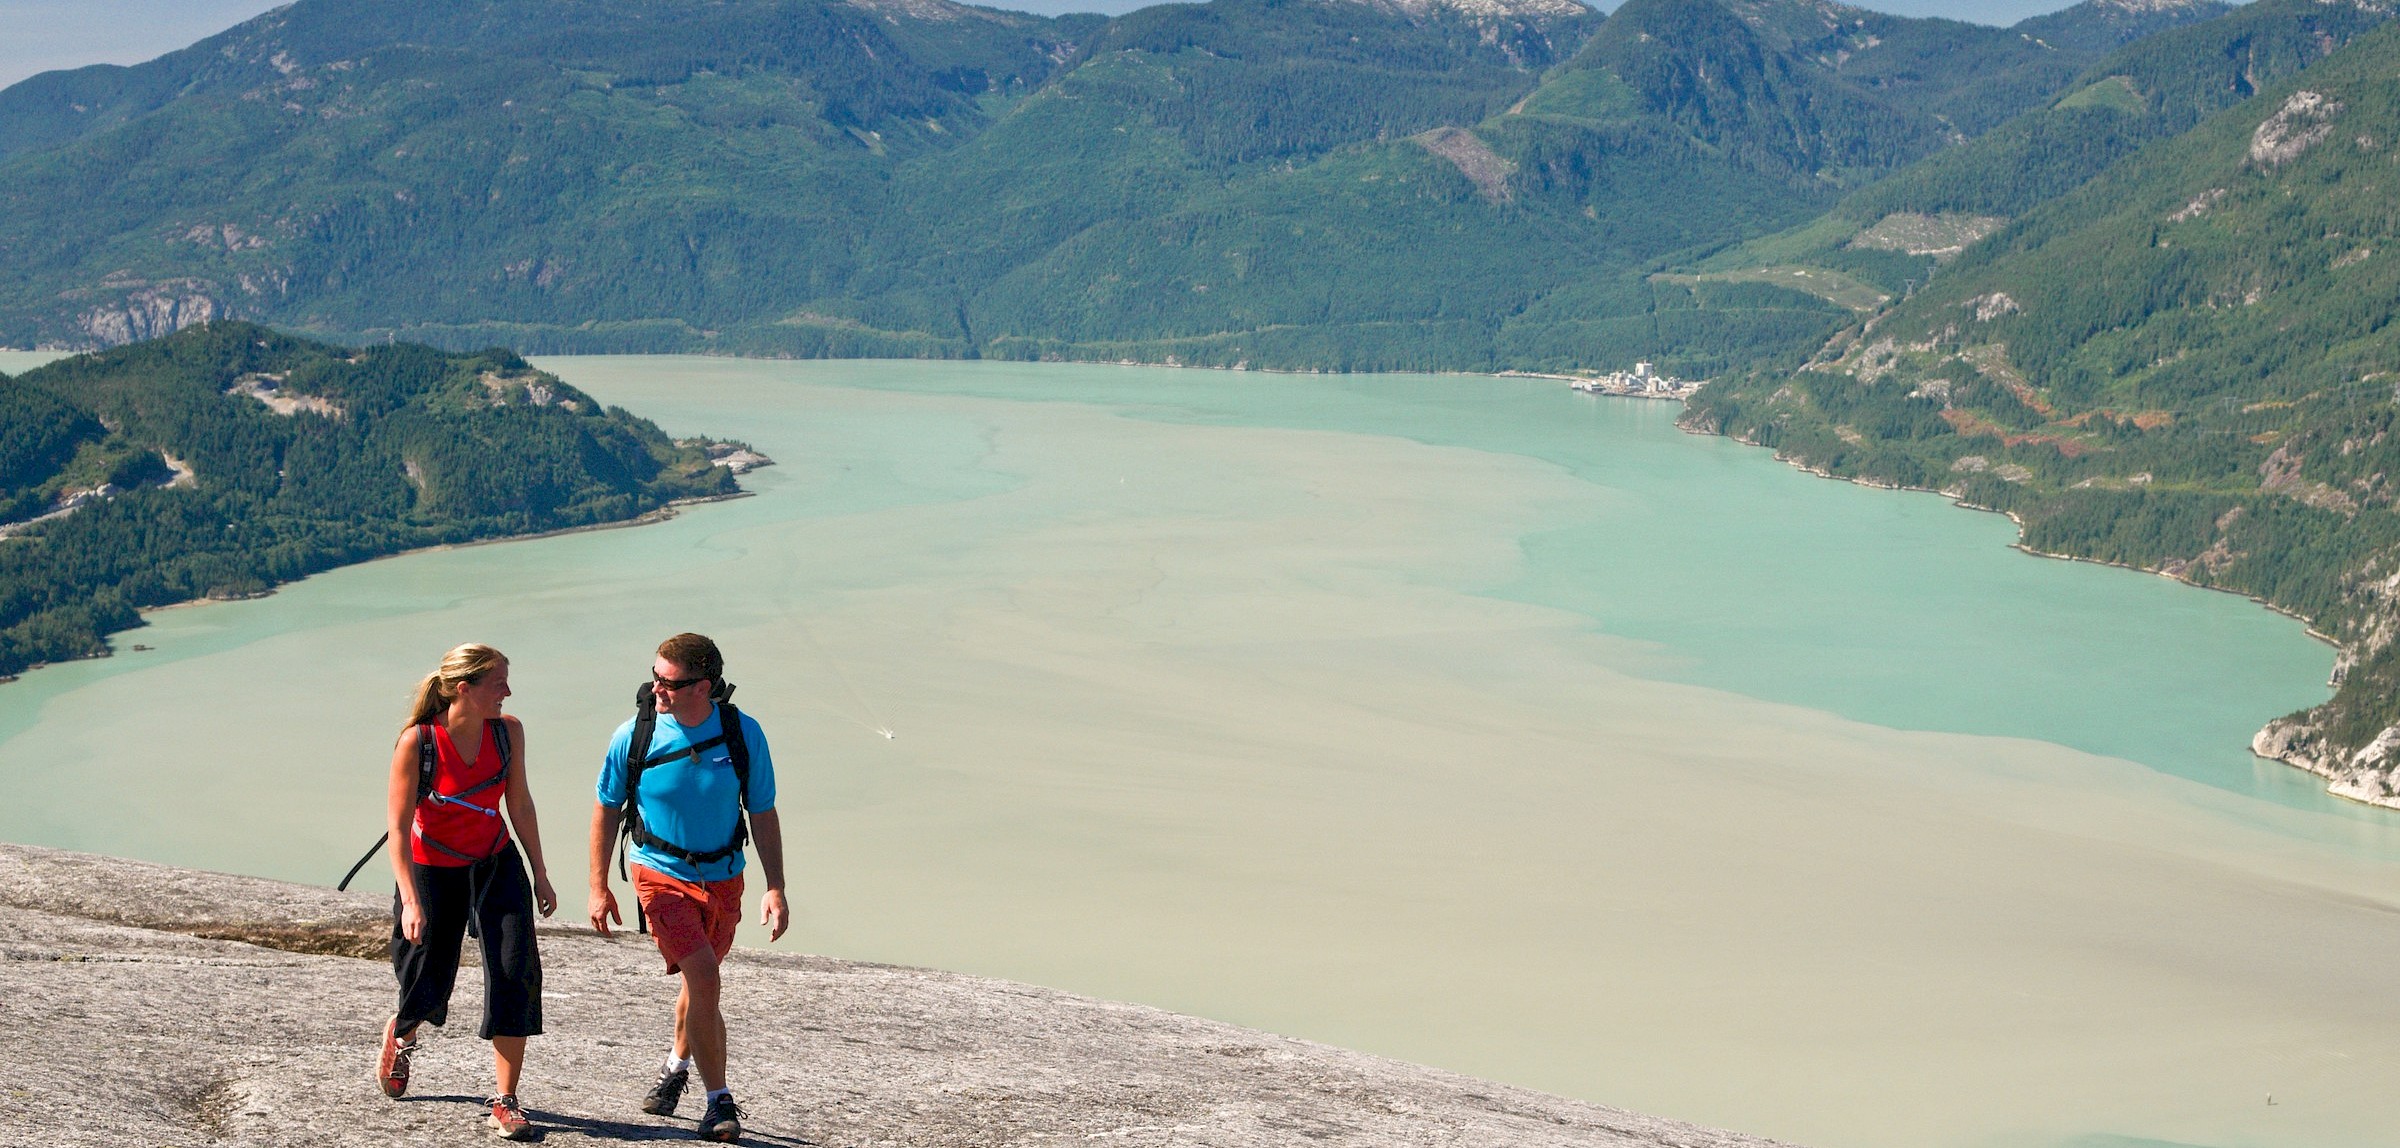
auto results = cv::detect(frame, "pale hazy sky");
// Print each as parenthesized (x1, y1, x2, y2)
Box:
(0, 0, 2132, 91)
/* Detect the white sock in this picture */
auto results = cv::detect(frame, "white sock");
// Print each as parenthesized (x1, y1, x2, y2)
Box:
(707, 1087, 733, 1103)
(665, 1053, 691, 1074)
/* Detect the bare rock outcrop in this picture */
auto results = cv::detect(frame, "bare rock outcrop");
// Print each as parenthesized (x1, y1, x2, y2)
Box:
(2249, 90, 2342, 167)
(2255, 715, 2400, 810)
(76, 281, 224, 347)
(1414, 127, 1516, 204)
(1362, 0, 1593, 19)
(0, 843, 1799, 1148)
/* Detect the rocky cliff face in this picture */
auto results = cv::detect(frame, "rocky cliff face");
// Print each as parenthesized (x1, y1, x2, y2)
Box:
(0, 843, 1799, 1148)
(2250, 717, 2400, 807)
(73, 280, 224, 346)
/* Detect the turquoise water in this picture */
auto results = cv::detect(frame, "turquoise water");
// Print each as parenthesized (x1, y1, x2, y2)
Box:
(2, 353, 2395, 1148)
(794, 362, 2348, 819)
(0, 348, 2342, 812)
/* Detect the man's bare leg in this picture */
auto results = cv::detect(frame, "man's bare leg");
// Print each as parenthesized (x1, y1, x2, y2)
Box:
(674, 981, 692, 1063)
(679, 948, 729, 1091)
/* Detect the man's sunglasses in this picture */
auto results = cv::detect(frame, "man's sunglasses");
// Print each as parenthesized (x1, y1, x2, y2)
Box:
(652, 671, 710, 691)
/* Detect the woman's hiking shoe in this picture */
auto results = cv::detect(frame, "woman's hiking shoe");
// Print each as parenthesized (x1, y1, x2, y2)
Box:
(642, 1065, 690, 1116)
(376, 1018, 419, 1098)
(697, 1092, 743, 1142)
(486, 1094, 535, 1141)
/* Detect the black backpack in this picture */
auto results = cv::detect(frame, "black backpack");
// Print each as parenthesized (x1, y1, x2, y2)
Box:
(337, 718, 514, 890)
(613, 679, 753, 931)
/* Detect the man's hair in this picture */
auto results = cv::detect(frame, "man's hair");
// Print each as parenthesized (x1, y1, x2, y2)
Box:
(656, 632, 724, 682)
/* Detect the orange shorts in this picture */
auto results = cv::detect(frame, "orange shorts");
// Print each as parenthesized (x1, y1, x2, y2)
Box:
(630, 864, 745, 975)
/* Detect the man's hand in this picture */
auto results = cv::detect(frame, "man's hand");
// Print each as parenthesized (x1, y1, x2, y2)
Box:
(760, 887, 789, 942)
(588, 802, 625, 937)
(751, 809, 789, 942)
(590, 885, 621, 937)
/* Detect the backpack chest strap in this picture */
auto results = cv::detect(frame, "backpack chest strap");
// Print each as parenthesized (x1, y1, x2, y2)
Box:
(629, 733, 729, 772)
(418, 721, 513, 808)
(620, 693, 752, 868)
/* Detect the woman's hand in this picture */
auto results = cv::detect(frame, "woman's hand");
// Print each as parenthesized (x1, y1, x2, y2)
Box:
(533, 871, 558, 918)
(399, 899, 427, 944)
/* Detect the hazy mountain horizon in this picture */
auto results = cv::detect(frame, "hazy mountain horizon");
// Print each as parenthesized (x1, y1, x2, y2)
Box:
(0, 0, 2233, 89)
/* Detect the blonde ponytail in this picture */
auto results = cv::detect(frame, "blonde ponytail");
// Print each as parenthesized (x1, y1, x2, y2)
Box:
(404, 643, 508, 729)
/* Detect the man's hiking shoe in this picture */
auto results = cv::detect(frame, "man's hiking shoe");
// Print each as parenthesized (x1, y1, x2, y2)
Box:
(642, 1065, 690, 1116)
(697, 1092, 743, 1143)
(487, 1094, 534, 1141)
(376, 1017, 419, 1099)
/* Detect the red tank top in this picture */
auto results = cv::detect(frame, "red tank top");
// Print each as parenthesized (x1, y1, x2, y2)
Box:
(408, 721, 512, 866)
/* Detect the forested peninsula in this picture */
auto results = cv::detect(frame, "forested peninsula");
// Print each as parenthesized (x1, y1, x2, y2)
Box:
(0, 322, 748, 678)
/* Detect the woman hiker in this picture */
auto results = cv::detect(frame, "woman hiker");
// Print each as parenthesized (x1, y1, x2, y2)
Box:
(374, 643, 558, 1140)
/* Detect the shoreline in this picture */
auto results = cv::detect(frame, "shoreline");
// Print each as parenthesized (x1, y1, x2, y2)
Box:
(1685, 412, 2382, 811)
(530, 349, 1693, 390)
(1698, 423, 2341, 644)
(47, 490, 757, 665)
(28, 341, 2372, 805)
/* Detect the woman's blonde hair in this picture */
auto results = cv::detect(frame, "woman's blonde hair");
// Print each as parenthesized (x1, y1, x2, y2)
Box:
(404, 643, 508, 729)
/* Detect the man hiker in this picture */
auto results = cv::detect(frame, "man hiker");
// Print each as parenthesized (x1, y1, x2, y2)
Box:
(589, 633, 788, 1143)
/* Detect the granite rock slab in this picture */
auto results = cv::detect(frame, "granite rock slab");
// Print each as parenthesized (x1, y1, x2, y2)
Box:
(0, 844, 1798, 1148)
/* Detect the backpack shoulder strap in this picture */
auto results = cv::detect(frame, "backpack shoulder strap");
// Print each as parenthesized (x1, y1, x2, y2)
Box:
(488, 717, 513, 783)
(415, 724, 438, 802)
(718, 700, 752, 811)
(624, 681, 660, 806)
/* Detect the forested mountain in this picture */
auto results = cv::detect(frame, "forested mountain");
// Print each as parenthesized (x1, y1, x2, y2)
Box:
(0, 0, 2220, 372)
(1679, 0, 2394, 315)
(1685, 16, 2400, 800)
(0, 322, 740, 676)
(1721, 0, 2231, 136)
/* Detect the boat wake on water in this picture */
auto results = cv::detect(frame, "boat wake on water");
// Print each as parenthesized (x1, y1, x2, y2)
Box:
(788, 616, 896, 742)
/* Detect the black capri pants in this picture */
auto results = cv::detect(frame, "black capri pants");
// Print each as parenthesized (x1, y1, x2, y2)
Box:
(390, 842, 543, 1040)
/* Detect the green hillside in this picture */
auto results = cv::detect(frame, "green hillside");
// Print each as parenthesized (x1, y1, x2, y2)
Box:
(1726, 0, 2231, 136)
(1684, 0, 2394, 301)
(1688, 18, 2400, 774)
(0, 0, 2220, 372)
(917, 0, 1922, 375)
(0, 321, 740, 677)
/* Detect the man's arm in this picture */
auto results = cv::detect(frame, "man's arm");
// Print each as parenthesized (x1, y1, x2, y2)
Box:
(751, 808, 788, 942)
(588, 802, 624, 937)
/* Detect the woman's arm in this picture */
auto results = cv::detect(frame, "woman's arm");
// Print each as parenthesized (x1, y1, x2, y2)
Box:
(499, 716, 557, 917)
(387, 728, 426, 943)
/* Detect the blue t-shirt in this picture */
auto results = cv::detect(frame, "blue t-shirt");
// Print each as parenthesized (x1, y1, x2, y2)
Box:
(597, 704, 775, 883)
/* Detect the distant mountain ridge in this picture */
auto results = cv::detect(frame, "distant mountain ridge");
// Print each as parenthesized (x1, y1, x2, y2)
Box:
(0, 0, 2223, 372)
